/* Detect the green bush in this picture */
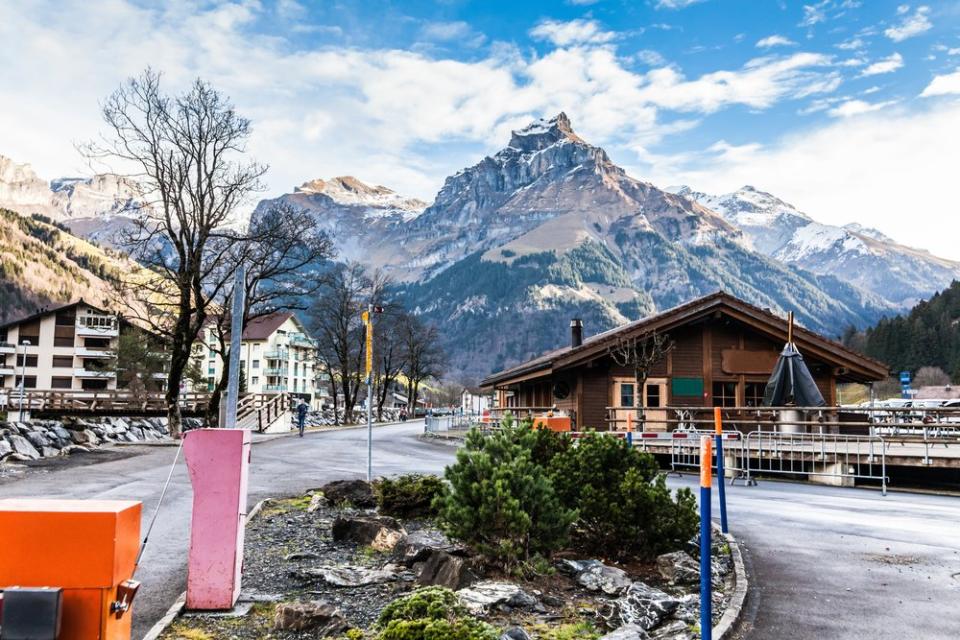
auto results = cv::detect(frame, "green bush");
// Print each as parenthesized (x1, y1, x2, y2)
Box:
(375, 474, 447, 519)
(435, 424, 577, 568)
(375, 587, 497, 640)
(549, 432, 699, 559)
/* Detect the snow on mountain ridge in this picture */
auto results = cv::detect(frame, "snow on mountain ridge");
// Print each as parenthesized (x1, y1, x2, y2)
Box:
(295, 176, 427, 220)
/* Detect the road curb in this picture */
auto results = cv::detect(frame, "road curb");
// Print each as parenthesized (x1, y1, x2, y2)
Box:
(139, 497, 271, 640)
(714, 526, 749, 640)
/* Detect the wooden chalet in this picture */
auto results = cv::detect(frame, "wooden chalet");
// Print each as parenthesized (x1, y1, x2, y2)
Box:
(479, 292, 889, 431)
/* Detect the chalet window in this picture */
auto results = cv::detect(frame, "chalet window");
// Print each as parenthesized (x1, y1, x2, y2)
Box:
(51, 376, 72, 389)
(646, 384, 661, 409)
(85, 337, 111, 348)
(55, 310, 76, 326)
(712, 381, 738, 407)
(16, 354, 39, 368)
(619, 383, 635, 408)
(52, 355, 73, 368)
(744, 382, 765, 407)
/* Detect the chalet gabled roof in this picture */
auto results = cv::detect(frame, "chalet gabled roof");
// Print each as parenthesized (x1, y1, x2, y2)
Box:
(0, 298, 112, 332)
(480, 291, 889, 388)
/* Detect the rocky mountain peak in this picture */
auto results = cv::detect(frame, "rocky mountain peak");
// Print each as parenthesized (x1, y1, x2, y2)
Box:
(295, 176, 427, 213)
(507, 112, 585, 153)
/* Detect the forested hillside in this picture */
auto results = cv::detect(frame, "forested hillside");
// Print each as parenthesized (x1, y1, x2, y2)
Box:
(845, 280, 960, 382)
(0, 208, 128, 322)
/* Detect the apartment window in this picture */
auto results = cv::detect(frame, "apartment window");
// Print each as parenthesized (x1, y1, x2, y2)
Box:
(21, 376, 37, 389)
(252, 360, 260, 369)
(52, 355, 73, 368)
(294, 363, 299, 376)
(55, 310, 76, 326)
(208, 366, 215, 375)
(712, 381, 738, 408)
(18, 334, 39, 346)
(251, 377, 259, 385)
(51, 376, 72, 389)
(85, 337, 110, 348)
(81, 379, 107, 390)
(253, 343, 260, 354)
(16, 354, 39, 368)
(54, 336, 74, 347)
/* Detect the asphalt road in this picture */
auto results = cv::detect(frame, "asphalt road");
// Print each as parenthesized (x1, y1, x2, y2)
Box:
(1, 425, 958, 639)
(0, 420, 452, 639)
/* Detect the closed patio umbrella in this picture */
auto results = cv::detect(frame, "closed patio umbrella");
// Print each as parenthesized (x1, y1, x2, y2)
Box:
(762, 312, 825, 407)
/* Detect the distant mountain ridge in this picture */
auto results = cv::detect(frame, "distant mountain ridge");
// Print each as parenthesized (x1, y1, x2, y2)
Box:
(670, 185, 960, 308)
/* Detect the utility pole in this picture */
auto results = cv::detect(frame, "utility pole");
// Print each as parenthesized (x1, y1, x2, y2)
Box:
(364, 304, 373, 482)
(224, 265, 246, 429)
(16, 339, 28, 422)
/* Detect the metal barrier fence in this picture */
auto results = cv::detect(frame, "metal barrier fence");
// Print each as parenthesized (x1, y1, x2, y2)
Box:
(741, 430, 887, 495)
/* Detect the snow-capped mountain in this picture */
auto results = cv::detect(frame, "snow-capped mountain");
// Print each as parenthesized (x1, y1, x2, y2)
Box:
(253, 176, 427, 263)
(671, 185, 960, 307)
(0, 154, 139, 243)
(266, 114, 892, 379)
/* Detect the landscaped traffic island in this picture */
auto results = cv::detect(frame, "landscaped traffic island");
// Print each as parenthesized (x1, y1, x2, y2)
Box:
(161, 423, 742, 640)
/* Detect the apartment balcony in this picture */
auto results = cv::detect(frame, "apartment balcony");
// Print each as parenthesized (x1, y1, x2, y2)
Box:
(75, 347, 117, 358)
(74, 368, 117, 379)
(76, 321, 118, 338)
(0, 366, 15, 376)
(0, 342, 15, 355)
(264, 350, 289, 360)
(289, 334, 316, 348)
(264, 367, 289, 376)
(264, 384, 288, 392)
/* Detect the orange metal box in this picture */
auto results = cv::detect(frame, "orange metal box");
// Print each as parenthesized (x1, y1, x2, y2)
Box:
(0, 499, 141, 640)
(532, 416, 572, 432)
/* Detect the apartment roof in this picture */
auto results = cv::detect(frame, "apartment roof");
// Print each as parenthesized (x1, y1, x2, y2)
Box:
(0, 298, 111, 331)
(242, 312, 296, 340)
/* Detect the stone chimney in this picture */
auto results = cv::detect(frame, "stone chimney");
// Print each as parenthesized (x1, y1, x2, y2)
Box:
(570, 318, 583, 348)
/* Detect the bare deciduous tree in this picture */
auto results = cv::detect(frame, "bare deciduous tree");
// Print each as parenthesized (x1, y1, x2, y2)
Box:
(608, 331, 674, 424)
(83, 69, 266, 435)
(309, 263, 388, 424)
(400, 316, 447, 414)
(201, 202, 334, 423)
(374, 309, 408, 422)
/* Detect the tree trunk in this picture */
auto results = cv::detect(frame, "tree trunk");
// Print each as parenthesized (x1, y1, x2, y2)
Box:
(165, 348, 189, 437)
(411, 380, 421, 416)
(326, 366, 340, 426)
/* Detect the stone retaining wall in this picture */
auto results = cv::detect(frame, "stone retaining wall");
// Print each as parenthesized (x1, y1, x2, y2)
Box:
(0, 416, 204, 461)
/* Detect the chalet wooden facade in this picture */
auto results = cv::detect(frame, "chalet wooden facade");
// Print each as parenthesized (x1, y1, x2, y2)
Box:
(479, 292, 889, 431)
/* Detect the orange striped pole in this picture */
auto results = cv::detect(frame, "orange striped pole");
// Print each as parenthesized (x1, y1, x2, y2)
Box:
(699, 435, 712, 637)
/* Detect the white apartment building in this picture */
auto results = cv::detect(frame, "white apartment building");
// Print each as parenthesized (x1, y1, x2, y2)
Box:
(0, 300, 120, 393)
(192, 312, 326, 406)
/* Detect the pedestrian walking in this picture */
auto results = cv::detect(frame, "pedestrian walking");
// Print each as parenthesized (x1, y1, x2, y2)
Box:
(297, 400, 309, 437)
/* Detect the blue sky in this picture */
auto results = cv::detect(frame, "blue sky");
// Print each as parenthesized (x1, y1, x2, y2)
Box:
(2, 1, 959, 257)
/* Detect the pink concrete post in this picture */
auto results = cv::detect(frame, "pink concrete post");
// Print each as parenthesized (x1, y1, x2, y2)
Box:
(183, 428, 251, 610)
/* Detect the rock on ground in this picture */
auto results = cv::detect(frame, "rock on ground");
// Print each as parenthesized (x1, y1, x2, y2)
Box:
(273, 600, 350, 634)
(297, 565, 399, 587)
(560, 559, 632, 595)
(656, 551, 699, 586)
(601, 624, 651, 640)
(416, 549, 480, 590)
(457, 581, 537, 616)
(614, 582, 681, 631)
(320, 479, 376, 508)
(332, 515, 406, 552)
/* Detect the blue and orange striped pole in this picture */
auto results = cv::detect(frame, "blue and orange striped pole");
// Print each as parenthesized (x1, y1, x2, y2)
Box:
(714, 407, 729, 534)
(700, 435, 713, 639)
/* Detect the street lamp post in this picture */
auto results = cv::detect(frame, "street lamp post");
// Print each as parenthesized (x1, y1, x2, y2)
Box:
(17, 339, 29, 422)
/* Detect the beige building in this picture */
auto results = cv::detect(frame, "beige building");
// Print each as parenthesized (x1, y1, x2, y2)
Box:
(192, 312, 325, 406)
(0, 300, 120, 394)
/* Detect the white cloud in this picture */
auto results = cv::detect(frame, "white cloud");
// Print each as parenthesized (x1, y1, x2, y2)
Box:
(644, 102, 960, 260)
(948, 48, 960, 56)
(860, 52, 904, 76)
(836, 37, 866, 50)
(655, 0, 707, 9)
(920, 68, 960, 97)
(634, 49, 667, 66)
(884, 5, 932, 42)
(800, 2, 829, 27)
(827, 98, 895, 117)
(756, 35, 797, 48)
(529, 19, 615, 46)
